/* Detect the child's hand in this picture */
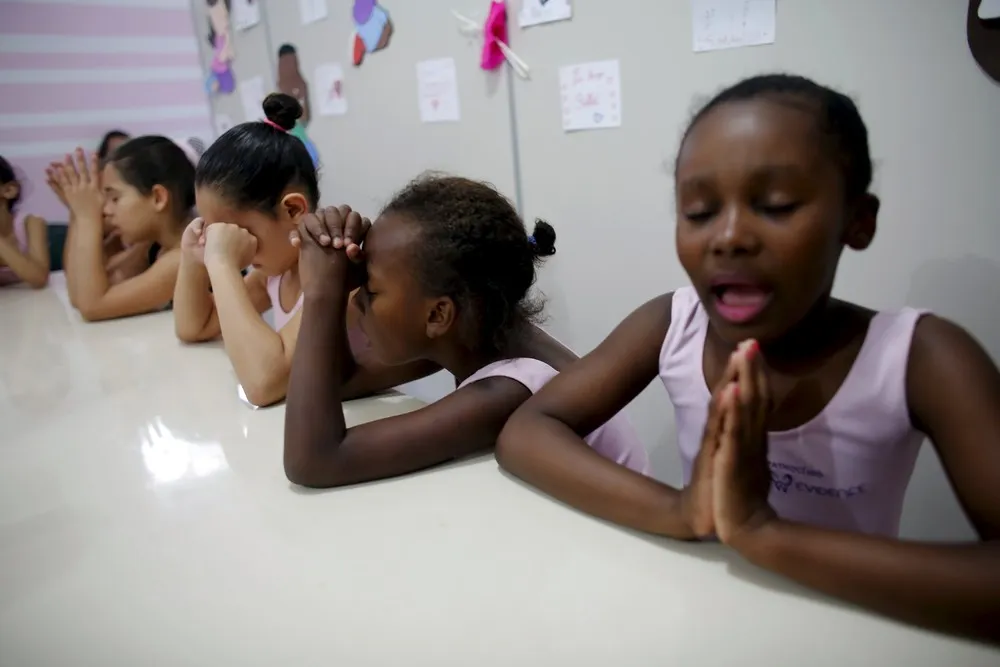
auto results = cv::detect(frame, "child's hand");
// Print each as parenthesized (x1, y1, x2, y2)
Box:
(713, 340, 777, 547)
(45, 162, 69, 208)
(681, 349, 742, 539)
(204, 222, 257, 270)
(181, 218, 208, 265)
(54, 149, 103, 221)
(293, 205, 370, 296)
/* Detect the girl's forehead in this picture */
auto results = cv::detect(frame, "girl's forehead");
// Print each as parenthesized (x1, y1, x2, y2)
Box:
(678, 100, 822, 175)
(365, 216, 420, 268)
(102, 163, 125, 185)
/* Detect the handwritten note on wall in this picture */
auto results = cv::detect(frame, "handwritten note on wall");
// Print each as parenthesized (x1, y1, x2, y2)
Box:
(238, 76, 266, 122)
(417, 58, 460, 123)
(315, 62, 347, 116)
(519, 0, 572, 28)
(559, 60, 621, 132)
(231, 0, 260, 31)
(299, 0, 328, 26)
(692, 0, 775, 52)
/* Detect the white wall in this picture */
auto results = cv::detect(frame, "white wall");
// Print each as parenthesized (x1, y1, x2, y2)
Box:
(197, 0, 1000, 541)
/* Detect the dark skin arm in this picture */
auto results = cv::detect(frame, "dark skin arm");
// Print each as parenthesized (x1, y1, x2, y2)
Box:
(498, 295, 708, 538)
(283, 207, 525, 488)
(720, 315, 1000, 643)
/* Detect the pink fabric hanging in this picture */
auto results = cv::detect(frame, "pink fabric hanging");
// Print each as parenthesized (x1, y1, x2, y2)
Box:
(481, 1, 508, 71)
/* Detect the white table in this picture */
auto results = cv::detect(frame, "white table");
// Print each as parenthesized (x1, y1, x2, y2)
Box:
(1, 278, 997, 666)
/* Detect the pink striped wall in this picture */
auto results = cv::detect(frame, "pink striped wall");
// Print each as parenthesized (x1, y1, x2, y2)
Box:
(0, 0, 213, 222)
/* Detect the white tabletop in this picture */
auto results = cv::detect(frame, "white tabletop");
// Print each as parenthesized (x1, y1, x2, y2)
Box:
(1, 277, 997, 667)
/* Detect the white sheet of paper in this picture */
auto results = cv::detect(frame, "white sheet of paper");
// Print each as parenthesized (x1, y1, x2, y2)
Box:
(230, 0, 260, 31)
(559, 60, 621, 132)
(314, 62, 347, 116)
(417, 58, 460, 123)
(299, 0, 328, 25)
(213, 113, 234, 137)
(519, 0, 572, 28)
(692, 0, 775, 52)
(238, 76, 266, 122)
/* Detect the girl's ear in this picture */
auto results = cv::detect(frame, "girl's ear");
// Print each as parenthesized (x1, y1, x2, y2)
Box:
(280, 192, 309, 223)
(0, 181, 19, 203)
(844, 193, 878, 251)
(425, 297, 456, 340)
(150, 184, 170, 213)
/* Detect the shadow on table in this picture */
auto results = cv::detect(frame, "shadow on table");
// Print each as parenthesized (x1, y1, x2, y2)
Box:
(286, 450, 861, 618)
(496, 465, 861, 616)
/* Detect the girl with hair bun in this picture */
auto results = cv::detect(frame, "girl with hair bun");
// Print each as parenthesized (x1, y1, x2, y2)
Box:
(174, 94, 432, 407)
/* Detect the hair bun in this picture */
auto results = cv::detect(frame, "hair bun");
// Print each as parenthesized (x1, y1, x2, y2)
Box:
(530, 219, 556, 258)
(262, 93, 302, 131)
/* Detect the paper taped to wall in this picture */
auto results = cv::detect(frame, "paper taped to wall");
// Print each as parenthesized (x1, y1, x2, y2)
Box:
(315, 62, 348, 116)
(238, 75, 266, 122)
(559, 60, 621, 132)
(519, 0, 572, 28)
(417, 58, 461, 123)
(230, 0, 260, 31)
(692, 0, 775, 53)
(300, 0, 329, 25)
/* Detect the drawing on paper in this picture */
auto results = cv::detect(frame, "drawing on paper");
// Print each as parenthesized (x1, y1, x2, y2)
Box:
(277, 44, 320, 167)
(205, 0, 236, 95)
(351, 1, 394, 66)
(519, 0, 571, 28)
(559, 60, 622, 132)
(230, 0, 260, 31)
(691, 0, 775, 53)
(277, 43, 311, 125)
(417, 58, 460, 123)
(314, 62, 348, 117)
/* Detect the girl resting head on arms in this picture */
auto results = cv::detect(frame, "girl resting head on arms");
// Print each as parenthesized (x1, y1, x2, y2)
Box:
(0, 156, 49, 288)
(174, 93, 434, 408)
(496, 74, 1000, 643)
(283, 174, 649, 488)
(55, 136, 193, 320)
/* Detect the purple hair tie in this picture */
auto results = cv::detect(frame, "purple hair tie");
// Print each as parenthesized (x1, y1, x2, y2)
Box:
(528, 235, 536, 245)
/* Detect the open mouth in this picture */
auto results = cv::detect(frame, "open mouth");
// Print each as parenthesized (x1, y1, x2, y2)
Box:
(709, 283, 773, 324)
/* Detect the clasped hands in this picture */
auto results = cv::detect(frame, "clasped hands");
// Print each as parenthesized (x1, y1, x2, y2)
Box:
(683, 339, 778, 548)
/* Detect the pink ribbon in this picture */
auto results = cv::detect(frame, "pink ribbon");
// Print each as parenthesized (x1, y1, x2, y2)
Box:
(480, 0, 508, 71)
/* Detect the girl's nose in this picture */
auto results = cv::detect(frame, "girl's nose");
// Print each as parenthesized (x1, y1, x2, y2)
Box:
(708, 204, 760, 257)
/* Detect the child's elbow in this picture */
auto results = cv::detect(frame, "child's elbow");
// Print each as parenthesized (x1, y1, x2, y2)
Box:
(77, 304, 107, 322)
(242, 374, 286, 408)
(495, 415, 526, 469)
(283, 458, 319, 488)
(175, 322, 206, 343)
(283, 454, 343, 489)
(26, 274, 49, 289)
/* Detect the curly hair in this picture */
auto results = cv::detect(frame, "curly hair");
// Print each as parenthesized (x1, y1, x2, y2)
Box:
(382, 174, 556, 355)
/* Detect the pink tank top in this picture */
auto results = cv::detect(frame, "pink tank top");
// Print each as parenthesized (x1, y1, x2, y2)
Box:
(0, 216, 28, 286)
(660, 287, 926, 538)
(459, 357, 651, 475)
(266, 274, 303, 332)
